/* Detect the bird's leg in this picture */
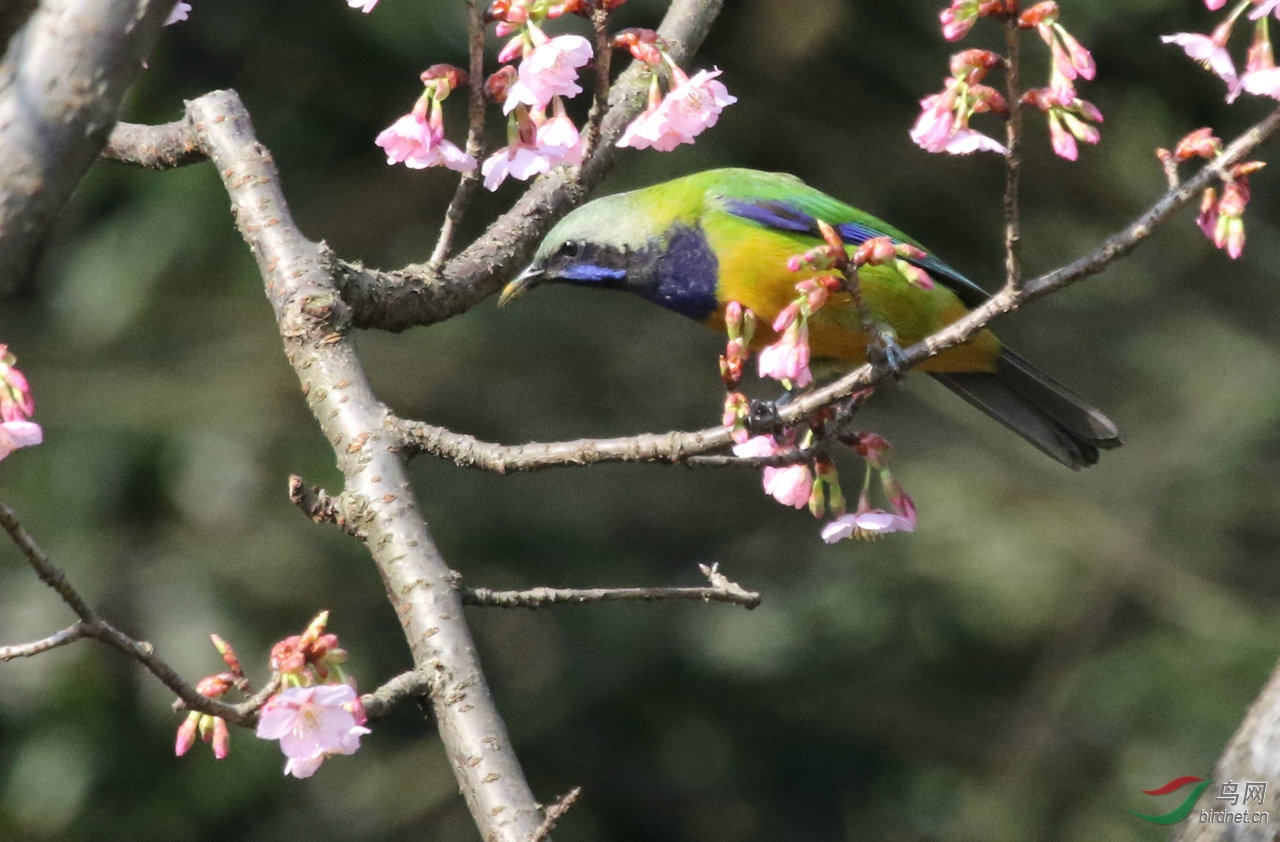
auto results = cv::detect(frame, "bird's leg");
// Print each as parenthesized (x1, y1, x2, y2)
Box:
(845, 264, 908, 379)
(865, 325, 908, 377)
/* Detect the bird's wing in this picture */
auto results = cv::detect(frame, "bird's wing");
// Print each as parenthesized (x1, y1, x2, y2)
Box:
(714, 191, 992, 309)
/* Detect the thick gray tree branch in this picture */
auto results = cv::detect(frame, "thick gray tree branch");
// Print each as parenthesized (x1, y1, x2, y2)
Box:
(183, 89, 548, 841)
(0, 0, 173, 286)
(1173, 655, 1280, 842)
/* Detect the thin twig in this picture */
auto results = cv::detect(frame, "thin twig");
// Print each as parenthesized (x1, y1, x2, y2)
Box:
(396, 417, 827, 473)
(0, 623, 87, 659)
(428, 0, 490, 268)
(0, 503, 99, 620)
(532, 787, 583, 842)
(287, 474, 369, 540)
(101, 119, 205, 169)
(578, 3, 614, 161)
(1002, 13, 1023, 288)
(460, 563, 761, 610)
(361, 666, 445, 719)
(0, 503, 263, 726)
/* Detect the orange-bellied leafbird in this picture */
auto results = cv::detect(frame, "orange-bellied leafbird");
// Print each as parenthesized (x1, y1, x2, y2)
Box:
(499, 168, 1121, 468)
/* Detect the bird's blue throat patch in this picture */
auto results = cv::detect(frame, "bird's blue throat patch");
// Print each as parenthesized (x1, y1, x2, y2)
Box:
(645, 224, 718, 321)
(559, 264, 628, 283)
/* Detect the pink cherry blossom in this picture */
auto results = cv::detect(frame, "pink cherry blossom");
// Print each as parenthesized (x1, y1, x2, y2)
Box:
(0, 420, 41, 461)
(347, 0, 378, 11)
(763, 463, 814, 510)
(662, 68, 736, 134)
(0, 356, 33, 422)
(504, 35, 593, 114)
(376, 113, 476, 172)
(732, 434, 780, 461)
(1240, 21, 1280, 98)
(733, 435, 814, 510)
(256, 684, 370, 779)
(480, 106, 583, 190)
(929, 125, 1007, 155)
(1249, 0, 1280, 20)
(821, 509, 916, 543)
(1162, 32, 1239, 93)
(481, 146, 550, 190)
(165, 2, 191, 25)
(534, 106, 584, 166)
(910, 91, 1007, 155)
(1241, 66, 1280, 96)
(910, 93, 958, 151)
(617, 68, 737, 151)
(756, 330, 813, 388)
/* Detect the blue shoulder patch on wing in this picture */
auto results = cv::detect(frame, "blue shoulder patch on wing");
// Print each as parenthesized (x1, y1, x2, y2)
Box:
(646, 224, 719, 321)
(724, 198, 990, 307)
(722, 199, 815, 234)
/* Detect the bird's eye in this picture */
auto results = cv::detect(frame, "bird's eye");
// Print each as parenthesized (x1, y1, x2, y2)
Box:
(557, 240, 581, 259)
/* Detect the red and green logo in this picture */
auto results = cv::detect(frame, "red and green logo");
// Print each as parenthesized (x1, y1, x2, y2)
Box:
(1126, 776, 1214, 825)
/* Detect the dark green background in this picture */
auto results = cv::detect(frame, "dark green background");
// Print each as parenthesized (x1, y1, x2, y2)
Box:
(3, 1, 1279, 839)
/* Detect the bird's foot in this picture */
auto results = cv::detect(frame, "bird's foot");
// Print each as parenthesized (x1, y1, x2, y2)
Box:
(866, 328, 908, 378)
(746, 392, 794, 437)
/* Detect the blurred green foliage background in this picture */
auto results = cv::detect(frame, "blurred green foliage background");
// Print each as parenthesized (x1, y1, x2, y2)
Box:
(3, 0, 1280, 839)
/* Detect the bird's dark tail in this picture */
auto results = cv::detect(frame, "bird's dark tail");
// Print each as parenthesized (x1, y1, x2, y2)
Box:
(929, 349, 1122, 470)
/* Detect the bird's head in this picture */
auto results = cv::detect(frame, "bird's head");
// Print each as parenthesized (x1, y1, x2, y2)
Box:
(498, 193, 664, 307)
(499, 186, 719, 321)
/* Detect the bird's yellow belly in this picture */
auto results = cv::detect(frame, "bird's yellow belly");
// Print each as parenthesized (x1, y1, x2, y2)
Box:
(706, 253, 1002, 374)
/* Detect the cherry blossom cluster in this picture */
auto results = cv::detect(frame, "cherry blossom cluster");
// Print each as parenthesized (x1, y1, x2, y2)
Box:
(0, 345, 41, 462)
(730, 423, 917, 543)
(719, 233, 930, 543)
(376, 65, 478, 173)
(1158, 127, 1265, 258)
(1163, 0, 1280, 102)
(371, 0, 735, 189)
(913, 1, 1102, 160)
(613, 29, 737, 151)
(820, 433, 917, 543)
(176, 612, 370, 779)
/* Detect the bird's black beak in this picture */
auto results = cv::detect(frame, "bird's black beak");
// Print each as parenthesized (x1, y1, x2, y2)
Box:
(498, 263, 546, 307)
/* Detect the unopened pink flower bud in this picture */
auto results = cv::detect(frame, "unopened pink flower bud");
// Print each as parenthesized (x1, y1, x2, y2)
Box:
(772, 301, 800, 333)
(211, 717, 230, 759)
(175, 712, 199, 757)
(950, 48, 1002, 82)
